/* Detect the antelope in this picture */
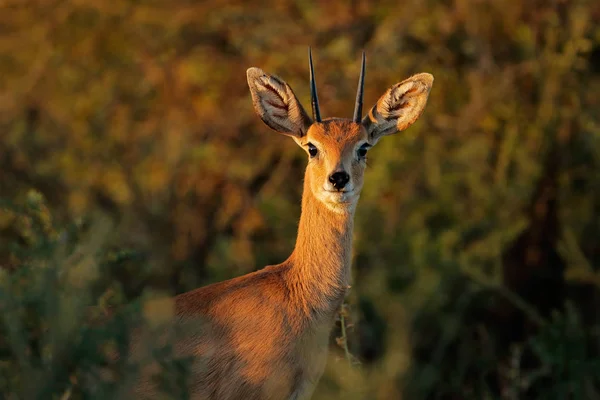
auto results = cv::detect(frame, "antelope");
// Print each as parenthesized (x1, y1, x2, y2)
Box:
(133, 49, 433, 399)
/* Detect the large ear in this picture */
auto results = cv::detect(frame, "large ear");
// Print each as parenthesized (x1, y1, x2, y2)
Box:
(247, 67, 313, 138)
(362, 73, 433, 143)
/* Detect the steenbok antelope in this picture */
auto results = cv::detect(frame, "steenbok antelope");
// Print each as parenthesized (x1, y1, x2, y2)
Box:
(133, 49, 433, 399)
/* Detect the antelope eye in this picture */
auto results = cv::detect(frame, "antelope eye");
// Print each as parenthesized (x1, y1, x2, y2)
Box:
(307, 143, 318, 158)
(357, 144, 370, 158)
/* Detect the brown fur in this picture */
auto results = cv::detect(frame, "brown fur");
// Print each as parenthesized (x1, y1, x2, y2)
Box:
(132, 66, 433, 399)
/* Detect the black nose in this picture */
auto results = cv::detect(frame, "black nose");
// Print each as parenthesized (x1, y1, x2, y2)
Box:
(329, 171, 350, 190)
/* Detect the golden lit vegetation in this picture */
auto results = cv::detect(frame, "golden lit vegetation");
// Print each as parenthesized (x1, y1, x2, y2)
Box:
(1, 0, 600, 398)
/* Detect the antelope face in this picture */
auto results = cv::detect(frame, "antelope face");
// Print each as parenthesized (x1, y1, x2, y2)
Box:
(247, 49, 433, 212)
(298, 120, 368, 210)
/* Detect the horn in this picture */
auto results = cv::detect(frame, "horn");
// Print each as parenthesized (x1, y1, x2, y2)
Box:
(353, 51, 366, 123)
(309, 47, 321, 122)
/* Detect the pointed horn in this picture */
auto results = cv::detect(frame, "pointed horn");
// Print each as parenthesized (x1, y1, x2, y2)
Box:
(353, 51, 366, 123)
(309, 47, 321, 122)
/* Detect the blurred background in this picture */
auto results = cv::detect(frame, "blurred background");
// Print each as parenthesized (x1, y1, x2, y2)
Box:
(1, 0, 600, 398)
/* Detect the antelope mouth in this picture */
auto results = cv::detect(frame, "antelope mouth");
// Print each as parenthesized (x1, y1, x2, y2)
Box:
(324, 189, 353, 194)
(321, 189, 356, 204)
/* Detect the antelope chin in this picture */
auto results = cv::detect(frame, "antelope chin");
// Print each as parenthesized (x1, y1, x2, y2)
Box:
(317, 189, 358, 213)
(325, 190, 354, 202)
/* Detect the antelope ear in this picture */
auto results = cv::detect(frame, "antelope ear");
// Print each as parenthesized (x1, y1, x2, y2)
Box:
(247, 68, 313, 138)
(362, 73, 433, 143)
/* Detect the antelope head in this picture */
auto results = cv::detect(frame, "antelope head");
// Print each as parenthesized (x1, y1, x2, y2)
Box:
(247, 49, 433, 213)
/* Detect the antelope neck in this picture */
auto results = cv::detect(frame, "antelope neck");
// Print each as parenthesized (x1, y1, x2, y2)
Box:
(286, 175, 356, 317)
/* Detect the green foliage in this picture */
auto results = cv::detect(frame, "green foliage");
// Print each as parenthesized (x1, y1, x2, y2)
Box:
(1, 0, 600, 398)
(0, 193, 190, 398)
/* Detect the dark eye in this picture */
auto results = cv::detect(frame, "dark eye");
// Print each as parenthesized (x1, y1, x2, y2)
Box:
(308, 143, 318, 158)
(357, 144, 370, 158)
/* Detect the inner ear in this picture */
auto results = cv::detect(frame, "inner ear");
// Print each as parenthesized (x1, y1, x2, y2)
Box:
(247, 68, 313, 138)
(362, 73, 433, 141)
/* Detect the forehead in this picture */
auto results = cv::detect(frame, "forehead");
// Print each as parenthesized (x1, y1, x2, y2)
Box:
(306, 118, 366, 146)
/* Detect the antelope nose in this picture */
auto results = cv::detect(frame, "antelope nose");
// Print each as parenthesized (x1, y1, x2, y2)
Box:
(329, 171, 350, 190)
